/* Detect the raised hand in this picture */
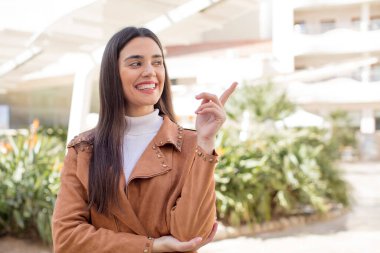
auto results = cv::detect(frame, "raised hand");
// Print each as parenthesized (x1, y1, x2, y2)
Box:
(195, 82, 238, 154)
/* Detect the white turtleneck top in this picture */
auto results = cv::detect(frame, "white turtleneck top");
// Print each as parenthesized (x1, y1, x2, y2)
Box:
(123, 109, 163, 182)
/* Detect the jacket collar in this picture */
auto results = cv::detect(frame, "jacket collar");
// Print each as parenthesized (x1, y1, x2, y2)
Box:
(67, 115, 183, 151)
(153, 115, 184, 152)
(125, 115, 182, 182)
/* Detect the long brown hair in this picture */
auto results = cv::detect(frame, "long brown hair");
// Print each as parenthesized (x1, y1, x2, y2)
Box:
(88, 27, 176, 214)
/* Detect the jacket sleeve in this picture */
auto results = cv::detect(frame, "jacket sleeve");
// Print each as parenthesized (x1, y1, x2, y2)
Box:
(52, 147, 152, 253)
(169, 144, 218, 242)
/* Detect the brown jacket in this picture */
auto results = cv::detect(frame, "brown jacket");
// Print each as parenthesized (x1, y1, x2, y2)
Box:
(52, 116, 218, 253)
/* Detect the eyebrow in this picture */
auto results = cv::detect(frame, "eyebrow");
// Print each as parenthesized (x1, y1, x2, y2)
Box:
(124, 54, 163, 62)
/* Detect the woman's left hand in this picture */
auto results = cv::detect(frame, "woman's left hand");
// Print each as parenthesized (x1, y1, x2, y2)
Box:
(152, 222, 219, 252)
(195, 82, 238, 154)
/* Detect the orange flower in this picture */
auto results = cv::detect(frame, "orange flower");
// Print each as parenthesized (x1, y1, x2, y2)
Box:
(5, 143, 12, 152)
(29, 118, 40, 150)
(0, 142, 12, 154)
(31, 119, 40, 134)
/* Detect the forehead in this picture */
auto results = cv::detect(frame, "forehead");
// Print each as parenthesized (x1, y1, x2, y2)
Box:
(119, 37, 162, 57)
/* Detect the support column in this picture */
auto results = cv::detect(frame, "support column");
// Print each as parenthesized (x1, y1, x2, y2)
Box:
(361, 3, 371, 82)
(360, 108, 375, 134)
(359, 108, 378, 160)
(259, 0, 272, 40)
(361, 53, 371, 82)
(272, 0, 294, 73)
(66, 55, 95, 145)
(360, 2, 370, 32)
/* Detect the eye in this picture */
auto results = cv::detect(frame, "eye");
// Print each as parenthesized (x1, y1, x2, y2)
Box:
(153, 60, 162, 66)
(129, 61, 142, 67)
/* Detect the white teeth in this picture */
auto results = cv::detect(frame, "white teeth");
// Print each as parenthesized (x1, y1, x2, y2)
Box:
(136, 83, 155, 90)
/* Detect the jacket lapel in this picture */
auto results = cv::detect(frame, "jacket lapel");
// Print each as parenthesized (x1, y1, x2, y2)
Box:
(110, 172, 147, 235)
(127, 115, 182, 183)
(110, 116, 184, 234)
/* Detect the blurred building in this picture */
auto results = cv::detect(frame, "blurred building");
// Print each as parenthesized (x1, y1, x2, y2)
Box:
(0, 0, 379, 159)
(167, 0, 380, 160)
(286, 0, 380, 160)
(0, 0, 265, 138)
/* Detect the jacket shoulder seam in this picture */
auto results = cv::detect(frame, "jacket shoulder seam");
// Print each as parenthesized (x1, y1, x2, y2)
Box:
(67, 130, 95, 148)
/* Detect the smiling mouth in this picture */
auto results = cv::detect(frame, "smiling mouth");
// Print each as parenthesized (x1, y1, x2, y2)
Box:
(136, 83, 157, 90)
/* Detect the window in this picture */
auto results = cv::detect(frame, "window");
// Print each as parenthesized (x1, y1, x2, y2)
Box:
(376, 118, 380, 131)
(351, 16, 380, 31)
(375, 111, 380, 131)
(370, 16, 380, 30)
(0, 105, 10, 129)
(370, 64, 380, 82)
(351, 17, 361, 30)
(294, 20, 307, 34)
(320, 19, 336, 33)
(295, 65, 306, 71)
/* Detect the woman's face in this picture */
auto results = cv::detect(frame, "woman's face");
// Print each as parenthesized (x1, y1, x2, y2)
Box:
(118, 37, 165, 116)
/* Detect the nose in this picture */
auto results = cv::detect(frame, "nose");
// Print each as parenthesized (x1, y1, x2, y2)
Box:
(142, 63, 156, 77)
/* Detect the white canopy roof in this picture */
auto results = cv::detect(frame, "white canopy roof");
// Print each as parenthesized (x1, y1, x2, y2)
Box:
(0, 0, 259, 92)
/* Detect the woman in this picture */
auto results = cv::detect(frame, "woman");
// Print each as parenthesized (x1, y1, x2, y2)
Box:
(52, 27, 237, 253)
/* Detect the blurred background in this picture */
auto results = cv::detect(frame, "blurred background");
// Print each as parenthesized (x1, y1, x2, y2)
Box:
(0, 0, 380, 252)
(1, 0, 380, 160)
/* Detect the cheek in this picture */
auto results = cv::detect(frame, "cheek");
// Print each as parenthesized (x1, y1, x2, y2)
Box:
(158, 69, 166, 83)
(120, 70, 137, 88)
(119, 75, 133, 99)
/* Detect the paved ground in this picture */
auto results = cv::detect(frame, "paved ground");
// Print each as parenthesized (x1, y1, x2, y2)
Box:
(200, 162, 380, 253)
(1, 162, 379, 253)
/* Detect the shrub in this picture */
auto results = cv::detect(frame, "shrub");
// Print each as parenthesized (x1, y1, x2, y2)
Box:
(0, 120, 65, 244)
(215, 82, 350, 226)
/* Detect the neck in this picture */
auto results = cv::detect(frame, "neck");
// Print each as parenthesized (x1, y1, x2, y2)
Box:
(125, 105, 155, 117)
(125, 109, 162, 135)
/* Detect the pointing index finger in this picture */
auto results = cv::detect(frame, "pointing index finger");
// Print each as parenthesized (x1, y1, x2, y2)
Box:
(219, 82, 238, 106)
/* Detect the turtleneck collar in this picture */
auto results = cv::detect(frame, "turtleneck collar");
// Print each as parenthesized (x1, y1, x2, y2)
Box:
(125, 109, 163, 136)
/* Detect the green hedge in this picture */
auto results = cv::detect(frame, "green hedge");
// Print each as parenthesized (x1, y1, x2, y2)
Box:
(0, 82, 351, 243)
(215, 127, 349, 226)
(0, 121, 65, 244)
(215, 82, 350, 226)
